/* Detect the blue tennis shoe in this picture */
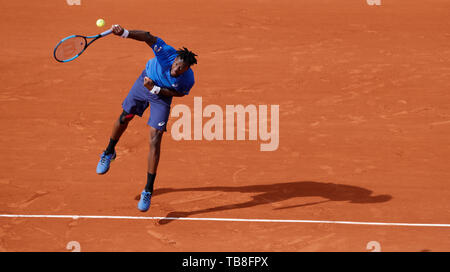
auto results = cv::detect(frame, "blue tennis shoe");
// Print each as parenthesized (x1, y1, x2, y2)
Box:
(138, 190, 152, 212)
(96, 150, 116, 175)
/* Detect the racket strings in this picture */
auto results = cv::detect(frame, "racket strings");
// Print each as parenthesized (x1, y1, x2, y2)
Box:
(54, 36, 86, 61)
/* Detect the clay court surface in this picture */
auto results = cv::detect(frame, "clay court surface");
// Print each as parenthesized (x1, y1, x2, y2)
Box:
(0, 0, 449, 252)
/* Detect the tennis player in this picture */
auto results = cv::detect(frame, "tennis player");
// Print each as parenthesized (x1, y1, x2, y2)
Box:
(96, 24, 197, 212)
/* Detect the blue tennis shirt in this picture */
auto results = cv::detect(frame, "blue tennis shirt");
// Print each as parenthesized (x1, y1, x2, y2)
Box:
(145, 37, 195, 104)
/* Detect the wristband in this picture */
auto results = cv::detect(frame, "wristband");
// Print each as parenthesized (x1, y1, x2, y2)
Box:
(121, 29, 129, 38)
(150, 85, 161, 95)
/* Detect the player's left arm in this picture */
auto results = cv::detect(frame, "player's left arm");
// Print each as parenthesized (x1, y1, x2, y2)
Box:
(158, 88, 185, 97)
(143, 77, 185, 97)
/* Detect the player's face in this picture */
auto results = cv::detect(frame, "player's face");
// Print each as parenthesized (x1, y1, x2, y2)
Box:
(171, 57, 189, 77)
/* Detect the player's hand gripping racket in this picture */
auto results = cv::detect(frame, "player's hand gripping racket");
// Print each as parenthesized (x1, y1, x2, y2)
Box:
(53, 29, 113, 62)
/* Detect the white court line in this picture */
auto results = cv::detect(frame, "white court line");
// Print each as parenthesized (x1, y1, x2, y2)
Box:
(0, 214, 449, 228)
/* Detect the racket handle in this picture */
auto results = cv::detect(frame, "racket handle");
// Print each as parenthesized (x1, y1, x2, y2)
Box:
(100, 29, 113, 37)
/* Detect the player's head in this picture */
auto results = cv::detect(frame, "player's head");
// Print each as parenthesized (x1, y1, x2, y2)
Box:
(171, 47, 197, 77)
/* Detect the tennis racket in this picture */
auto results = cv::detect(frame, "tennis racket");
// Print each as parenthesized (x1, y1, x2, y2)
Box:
(53, 29, 113, 63)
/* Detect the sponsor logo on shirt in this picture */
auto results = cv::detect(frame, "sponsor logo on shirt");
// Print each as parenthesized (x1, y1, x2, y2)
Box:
(154, 45, 162, 53)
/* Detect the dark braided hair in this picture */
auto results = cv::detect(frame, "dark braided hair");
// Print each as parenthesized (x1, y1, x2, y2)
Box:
(176, 47, 198, 66)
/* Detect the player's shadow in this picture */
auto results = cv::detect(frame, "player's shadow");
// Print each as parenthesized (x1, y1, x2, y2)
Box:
(144, 181, 392, 225)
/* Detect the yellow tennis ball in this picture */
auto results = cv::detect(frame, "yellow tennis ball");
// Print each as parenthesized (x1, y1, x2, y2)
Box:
(96, 19, 105, 27)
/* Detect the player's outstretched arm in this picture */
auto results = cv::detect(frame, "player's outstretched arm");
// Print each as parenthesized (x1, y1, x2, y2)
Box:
(111, 24, 157, 47)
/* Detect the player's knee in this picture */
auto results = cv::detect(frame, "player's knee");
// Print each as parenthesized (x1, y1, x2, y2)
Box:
(119, 110, 134, 124)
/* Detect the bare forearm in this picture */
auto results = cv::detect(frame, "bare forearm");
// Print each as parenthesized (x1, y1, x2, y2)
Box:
(158, 88, 184, 97)
(128, 30, 152, 41)
(143, 76, 184, 97)
(127, 30, 157, 47)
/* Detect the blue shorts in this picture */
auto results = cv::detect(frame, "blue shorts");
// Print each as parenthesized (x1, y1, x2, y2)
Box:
(122, 69, 171, 131)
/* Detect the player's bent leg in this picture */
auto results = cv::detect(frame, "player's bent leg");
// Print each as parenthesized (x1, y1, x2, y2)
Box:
(97, 70, 149, 175)
(112, 110, 135, 140)
(96, 110, 135, 175)
(119, 110, 135, 125)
